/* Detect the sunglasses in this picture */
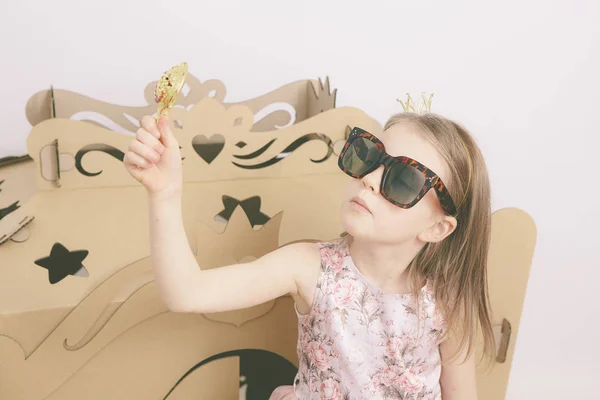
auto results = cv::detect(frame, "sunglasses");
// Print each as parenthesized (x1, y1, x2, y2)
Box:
(338, 127, 457, 216)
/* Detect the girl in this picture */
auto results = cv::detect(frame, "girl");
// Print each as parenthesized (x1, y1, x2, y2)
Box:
(124, 109, 495, 399)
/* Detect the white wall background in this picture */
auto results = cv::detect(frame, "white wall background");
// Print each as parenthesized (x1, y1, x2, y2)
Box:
(2, 0, 599, 398)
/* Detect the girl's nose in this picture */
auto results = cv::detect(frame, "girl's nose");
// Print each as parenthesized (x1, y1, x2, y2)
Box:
(361, 166, 383, 194)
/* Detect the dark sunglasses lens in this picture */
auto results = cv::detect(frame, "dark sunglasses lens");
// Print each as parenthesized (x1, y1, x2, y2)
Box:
(384, 163, 426, 204)
(341, 138, 381, 176)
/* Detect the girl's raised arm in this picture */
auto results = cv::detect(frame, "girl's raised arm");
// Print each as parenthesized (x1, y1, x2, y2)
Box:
(149, 194, 320, 314)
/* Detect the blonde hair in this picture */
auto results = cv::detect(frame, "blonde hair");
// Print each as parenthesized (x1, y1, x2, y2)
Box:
(384, 112, 495, 365)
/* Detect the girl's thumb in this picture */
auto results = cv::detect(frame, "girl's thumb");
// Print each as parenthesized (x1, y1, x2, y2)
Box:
(157, 116, 176, 147)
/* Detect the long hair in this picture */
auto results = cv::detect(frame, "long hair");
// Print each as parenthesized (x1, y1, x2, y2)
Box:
(384, 112, 495, 366)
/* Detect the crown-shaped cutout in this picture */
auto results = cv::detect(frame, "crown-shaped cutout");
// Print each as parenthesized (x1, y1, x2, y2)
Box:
(397, 92, 434, 114)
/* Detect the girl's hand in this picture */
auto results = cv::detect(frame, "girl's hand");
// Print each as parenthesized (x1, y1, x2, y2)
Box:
(124, 115, 182, 199)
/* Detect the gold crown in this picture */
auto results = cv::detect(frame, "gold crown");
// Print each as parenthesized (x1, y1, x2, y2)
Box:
(397, 92, 434, 114)
(155, 62, 189, 117)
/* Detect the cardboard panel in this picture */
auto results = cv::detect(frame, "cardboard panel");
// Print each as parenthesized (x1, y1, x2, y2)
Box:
(0, 158, 37, 207)
(23, 99, 377, 192)
(0, 158, 37, 244)
(25, 74, 337, 133)
(1, 75, 351, 245)
(0, 196, 301, 399)
(476, 208, 537, 399)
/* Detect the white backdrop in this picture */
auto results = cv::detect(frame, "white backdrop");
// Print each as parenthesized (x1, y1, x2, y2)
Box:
(2, 1, 599, 398)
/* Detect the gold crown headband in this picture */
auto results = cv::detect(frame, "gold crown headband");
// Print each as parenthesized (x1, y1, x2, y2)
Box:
(397, 92, 434, 114)
(397, 93, 473, 212)
(155, 62, 189, 118)
(130, 63, 188, 171)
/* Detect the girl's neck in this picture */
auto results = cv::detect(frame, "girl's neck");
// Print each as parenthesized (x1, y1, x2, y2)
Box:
(347, 235, 426, 294)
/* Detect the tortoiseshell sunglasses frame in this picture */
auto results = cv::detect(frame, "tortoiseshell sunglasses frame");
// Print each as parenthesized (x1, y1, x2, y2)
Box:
(338, 127, 458, 216)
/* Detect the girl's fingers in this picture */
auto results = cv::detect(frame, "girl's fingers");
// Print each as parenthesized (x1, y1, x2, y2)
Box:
(124, 151, 153, 169)
(128, 139, 160, 164)
(136, 128, 165, 155)
(141, 115, 160, 139)
(156, 116, 176, 147)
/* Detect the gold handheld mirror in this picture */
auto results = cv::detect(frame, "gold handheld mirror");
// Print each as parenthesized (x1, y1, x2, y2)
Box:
(154, 62, 188, 118)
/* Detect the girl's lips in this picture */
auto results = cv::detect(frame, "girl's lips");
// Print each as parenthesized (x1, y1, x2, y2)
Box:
(350, 196, 372, 214)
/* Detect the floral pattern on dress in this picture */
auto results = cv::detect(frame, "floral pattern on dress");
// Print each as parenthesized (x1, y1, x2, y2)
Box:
(292, 237, 447, 400)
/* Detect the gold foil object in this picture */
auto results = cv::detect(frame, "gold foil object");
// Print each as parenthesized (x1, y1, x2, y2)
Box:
(397, 92, 434, 114)
(154, 62, 189, 118)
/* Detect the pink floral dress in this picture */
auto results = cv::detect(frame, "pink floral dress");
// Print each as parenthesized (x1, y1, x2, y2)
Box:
(271, 237, 447, 400)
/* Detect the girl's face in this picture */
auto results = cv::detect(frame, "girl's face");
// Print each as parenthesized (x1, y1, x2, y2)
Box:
(341, 122, 456, 245)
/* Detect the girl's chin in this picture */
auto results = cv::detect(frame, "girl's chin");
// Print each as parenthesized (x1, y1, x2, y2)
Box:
(341, 211, 371, 238)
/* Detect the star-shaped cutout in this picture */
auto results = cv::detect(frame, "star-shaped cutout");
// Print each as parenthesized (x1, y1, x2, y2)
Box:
(34, 242, 89, 284)
(214, 195, 270, 228)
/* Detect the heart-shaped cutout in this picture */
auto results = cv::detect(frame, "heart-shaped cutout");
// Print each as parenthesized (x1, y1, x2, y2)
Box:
(192, 134, 225, 164)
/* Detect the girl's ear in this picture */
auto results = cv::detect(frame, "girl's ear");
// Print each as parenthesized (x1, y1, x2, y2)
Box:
(417, 215, 457, 243)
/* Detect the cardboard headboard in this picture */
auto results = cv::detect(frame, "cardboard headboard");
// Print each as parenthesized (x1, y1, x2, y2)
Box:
(24, 73, 338, 134)
(0, 77, 535, 400)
